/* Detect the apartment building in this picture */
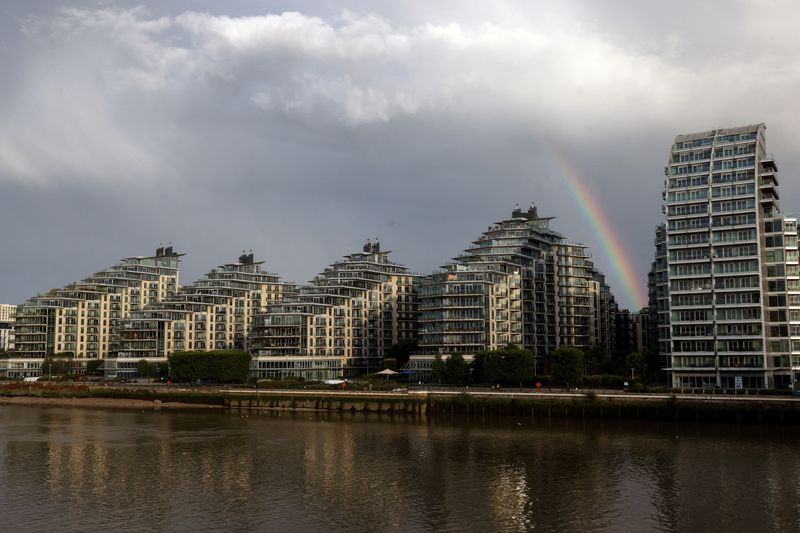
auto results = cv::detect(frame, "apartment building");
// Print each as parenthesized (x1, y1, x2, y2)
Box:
(416, 205, 616, 370)
(661, 123, 800, 389)
(249, 242, 417, 380)
(7, 247, 181, 377)
(106, 252, 293, 378)
(0, 304, 16, 352)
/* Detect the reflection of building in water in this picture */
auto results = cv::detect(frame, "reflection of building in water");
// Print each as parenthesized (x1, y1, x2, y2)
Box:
(301, 419, 409, 528)
(30, 409, 264, 529)
(488, 463, 533, 530)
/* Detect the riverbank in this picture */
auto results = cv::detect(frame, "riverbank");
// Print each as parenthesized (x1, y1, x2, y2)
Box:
(0, 396, 221, 410)
(4, 384, 800, 424)
(219, 389, 800, 425)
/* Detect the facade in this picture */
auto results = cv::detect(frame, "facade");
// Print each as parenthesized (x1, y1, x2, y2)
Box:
(249, 242, 418, 380)
(661, 123, 800, 389)
(589, 269, 619, 357)
(6, 248, 181, 378)
(648, 224, 671, 375)
(405, 353, 476, 383)
(417, 205, 618, 369)
(630, 310, 651, 355)
(0, 304, 16, 352)
(106, 253, 293, 378)
(418, 263, 522, 354)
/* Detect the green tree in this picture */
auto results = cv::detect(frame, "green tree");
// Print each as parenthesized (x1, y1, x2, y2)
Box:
(445, 353, 467, 385)
(157, 362, 170, 379)
(168, 350, 251, 383)
(502, 347, 535, 387)
(431, 354, 445, 384)
(626, 352, 645, 381)
(86, 359, 104, 376)
(484, 353, 508, 385)
(584, 344, 612, 375)
(549, 347, 584, 387)
(41, 353, 75, 379)
(137, 359, 157, 379)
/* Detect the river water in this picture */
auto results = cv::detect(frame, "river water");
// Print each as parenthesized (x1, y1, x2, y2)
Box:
(0, 405, 798, 532)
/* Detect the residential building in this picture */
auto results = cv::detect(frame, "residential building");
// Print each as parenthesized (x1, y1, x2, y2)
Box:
(630, 310, 651, 356)
(648, 224, 671, 377)
(660, 123, 799, 389)
(7, 247, 181, 378)
(0, 304, 16, 352)
(417, 263, 522, 354)
(589, 269, 619, 357)
(106, 252, 293, 378)
(249, 241, 418, 380)
(416, 205, 617, 371)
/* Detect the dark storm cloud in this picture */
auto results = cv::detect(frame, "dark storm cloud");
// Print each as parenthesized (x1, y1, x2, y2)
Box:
(2, 0, 800, 309)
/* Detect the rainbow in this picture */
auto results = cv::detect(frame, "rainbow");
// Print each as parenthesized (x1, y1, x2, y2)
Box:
(546, 145, 647, 310)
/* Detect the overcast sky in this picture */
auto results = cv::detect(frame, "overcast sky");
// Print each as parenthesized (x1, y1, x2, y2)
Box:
(2, 1, 800, 310)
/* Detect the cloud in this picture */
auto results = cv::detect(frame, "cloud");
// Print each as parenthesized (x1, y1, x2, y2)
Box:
(2, 7, 688, 179)
(2, 2, 800, 308)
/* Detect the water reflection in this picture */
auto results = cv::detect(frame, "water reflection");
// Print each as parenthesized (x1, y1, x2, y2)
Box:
(1, 406, 799, 532)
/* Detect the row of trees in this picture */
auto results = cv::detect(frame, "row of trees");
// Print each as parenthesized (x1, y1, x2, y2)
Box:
(429, 346, 655, 387)
(34, 351, 251, 383)
(167, 350, 251, 383)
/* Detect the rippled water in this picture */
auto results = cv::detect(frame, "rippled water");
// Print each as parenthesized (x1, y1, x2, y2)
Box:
(0, 406, 799, 532)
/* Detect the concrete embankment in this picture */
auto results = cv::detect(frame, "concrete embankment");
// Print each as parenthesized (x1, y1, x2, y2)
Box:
(220, 389, 800, 425)
(4, 384, 800, 424)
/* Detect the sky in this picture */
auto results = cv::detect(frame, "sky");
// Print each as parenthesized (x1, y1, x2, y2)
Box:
(2, 0, 800, 310)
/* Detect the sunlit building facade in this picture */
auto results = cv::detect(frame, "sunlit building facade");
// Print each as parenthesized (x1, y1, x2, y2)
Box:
(661, 123, 800, 389)
(106, 253, 293, 378)
(250, 242, 417, 380)
(7, 247, 181, 378)
(416, 205, 617, 369)
(0, 304, 16, 353)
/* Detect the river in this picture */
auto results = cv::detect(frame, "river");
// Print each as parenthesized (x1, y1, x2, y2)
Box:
(0, 405, 798, 532)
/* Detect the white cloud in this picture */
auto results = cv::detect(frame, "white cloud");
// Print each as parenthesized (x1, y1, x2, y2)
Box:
(3, 2, 800, 307)
(11, 7, 688, 128)
(8, 4, 798, 189)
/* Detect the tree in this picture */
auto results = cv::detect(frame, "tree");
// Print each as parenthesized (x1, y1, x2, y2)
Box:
(168, 350, 251, 383)
(41, 353, 75, 379)
(484, 353, 508, 385)
(86, 359, 104, 376)
(157, 362, 170, 379)
(503, 347, 535, 388)
(626, 352, 645, 381)
(584, 344, 612, 375)
(445, 353, 467, 385)
(137, 359, 157, 379)
(549, 347, 584, 387)
(431, 354, 445, 384)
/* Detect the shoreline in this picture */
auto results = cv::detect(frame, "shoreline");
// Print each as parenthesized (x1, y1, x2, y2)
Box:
(0, 396, 222, 410)
(3, 385, 800, 424)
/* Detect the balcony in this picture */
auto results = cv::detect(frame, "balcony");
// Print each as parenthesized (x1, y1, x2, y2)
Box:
(761, 153, 778, 171)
